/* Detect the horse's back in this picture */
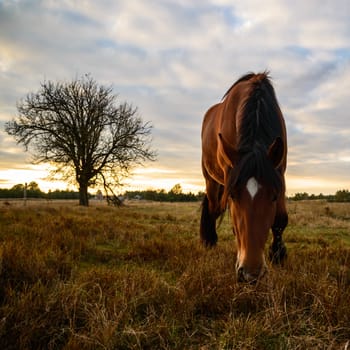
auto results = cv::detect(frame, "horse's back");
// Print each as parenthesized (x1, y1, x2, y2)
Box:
(201, 102, 226, 184)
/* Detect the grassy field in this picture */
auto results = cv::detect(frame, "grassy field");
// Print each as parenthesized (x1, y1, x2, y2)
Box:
(0, 199, 349, 349)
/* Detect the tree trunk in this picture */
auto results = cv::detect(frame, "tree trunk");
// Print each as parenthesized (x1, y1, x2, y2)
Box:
(79, 182, 89, 206)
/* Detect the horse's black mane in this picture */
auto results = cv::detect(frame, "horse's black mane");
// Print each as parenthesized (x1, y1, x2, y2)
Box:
(224, 72, 283, 200)
(222, 72, 257, 100)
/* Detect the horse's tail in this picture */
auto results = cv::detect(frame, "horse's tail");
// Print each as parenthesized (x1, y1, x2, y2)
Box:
(200, 194, 218, 247)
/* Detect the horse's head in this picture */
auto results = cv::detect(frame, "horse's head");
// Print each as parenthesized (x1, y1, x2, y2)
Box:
(220, 135, 284, 283)
(231, 175, 278, 283)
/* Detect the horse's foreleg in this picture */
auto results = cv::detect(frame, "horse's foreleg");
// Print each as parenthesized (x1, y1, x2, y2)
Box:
(269, 199, 288, 264)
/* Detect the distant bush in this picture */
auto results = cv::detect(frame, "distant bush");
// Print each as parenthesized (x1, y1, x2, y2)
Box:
(47, 189, 83, 200)
(333, 189, 350, 202)
(289, 190, 350, 202)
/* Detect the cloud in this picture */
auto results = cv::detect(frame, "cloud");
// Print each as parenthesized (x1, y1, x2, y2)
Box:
(0, 0, 349, 194)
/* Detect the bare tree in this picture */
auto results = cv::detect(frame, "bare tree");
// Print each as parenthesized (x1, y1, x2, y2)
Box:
(5, 75, 156, 206)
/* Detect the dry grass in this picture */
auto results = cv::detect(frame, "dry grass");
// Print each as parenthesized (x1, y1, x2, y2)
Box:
(0, 199, 349, 349)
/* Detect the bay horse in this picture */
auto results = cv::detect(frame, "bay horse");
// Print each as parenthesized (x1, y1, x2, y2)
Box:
(200, 72, 288, 283)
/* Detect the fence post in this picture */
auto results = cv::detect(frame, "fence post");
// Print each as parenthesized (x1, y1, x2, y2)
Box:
(23, 182, 27, 206)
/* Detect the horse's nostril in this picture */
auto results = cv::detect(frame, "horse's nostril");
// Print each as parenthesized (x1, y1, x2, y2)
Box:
(236, 266, 261, 284)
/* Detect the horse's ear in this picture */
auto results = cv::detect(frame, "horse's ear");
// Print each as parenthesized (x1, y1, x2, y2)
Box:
(268, 137, 284, 168)
(218, 133, 238, 167)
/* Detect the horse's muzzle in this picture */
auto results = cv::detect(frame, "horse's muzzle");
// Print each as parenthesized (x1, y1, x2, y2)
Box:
(236, 265, 267, 283)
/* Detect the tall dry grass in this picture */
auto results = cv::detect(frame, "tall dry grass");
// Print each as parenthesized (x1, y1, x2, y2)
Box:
(0, 200, 349, 349)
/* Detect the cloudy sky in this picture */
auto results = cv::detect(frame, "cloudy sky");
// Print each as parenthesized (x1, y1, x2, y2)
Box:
(0, 0, 349, 195)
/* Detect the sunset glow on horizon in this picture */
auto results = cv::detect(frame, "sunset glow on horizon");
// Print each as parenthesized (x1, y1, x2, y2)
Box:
(0, 163, 347, 197)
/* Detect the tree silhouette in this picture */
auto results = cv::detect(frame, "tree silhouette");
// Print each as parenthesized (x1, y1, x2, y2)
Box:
(170, 183, 183, 195)
(5, 75, 156, 206)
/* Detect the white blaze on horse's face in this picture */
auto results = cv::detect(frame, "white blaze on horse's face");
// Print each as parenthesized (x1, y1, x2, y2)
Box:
(246, 177, 259, 199)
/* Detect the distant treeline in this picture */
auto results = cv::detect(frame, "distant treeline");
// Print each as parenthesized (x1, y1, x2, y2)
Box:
(0, 182, 203, 202)
(0, 183, 83, 200)
(2, 182, 350, 203)
(289, 190, 350, 202)
(124, 189, 203, 202)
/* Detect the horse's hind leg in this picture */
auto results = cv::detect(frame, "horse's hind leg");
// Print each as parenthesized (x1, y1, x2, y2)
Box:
(269, 196, 288, 264)
(200, 183, 224, 247)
